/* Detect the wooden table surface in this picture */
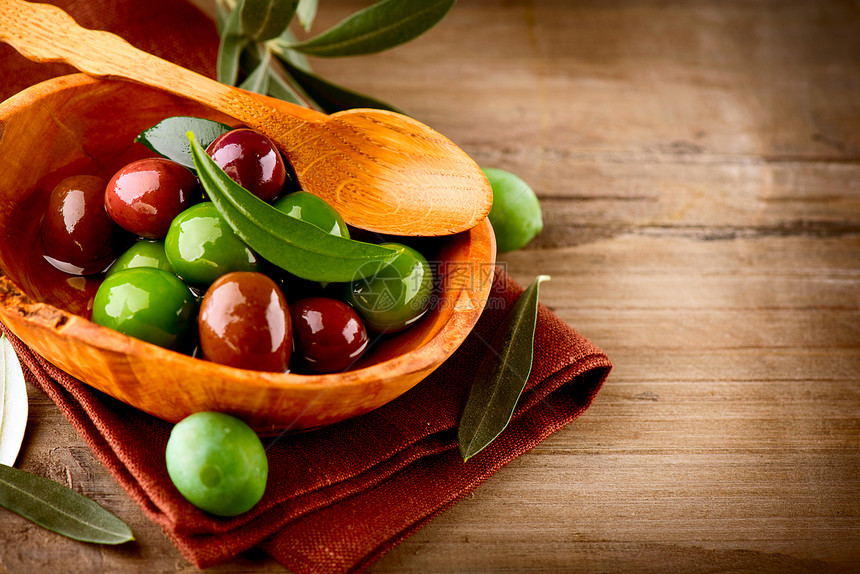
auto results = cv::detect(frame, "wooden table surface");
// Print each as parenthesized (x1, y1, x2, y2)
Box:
(3, 1, 859, 572)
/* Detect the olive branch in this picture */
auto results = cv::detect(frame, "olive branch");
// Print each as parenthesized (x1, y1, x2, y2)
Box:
(214, 0, 455, 114)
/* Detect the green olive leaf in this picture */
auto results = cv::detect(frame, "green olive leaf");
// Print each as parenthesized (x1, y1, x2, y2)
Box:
(187, 132, 403, 282)
(218, 0, 248, 85)
(244, 41, 315, 107)
(135, 116, 233, 172)
(0, 334, 28, 467)
(458, 275, 550, 461)
(288, 0, 456, 57)
(267, 61, 316, 107)
(269, 60, 314, 109)
(276, 54, 405, 114)
(272, 27, 312, 71)
(295, 0, 318, 32)
(239, 49, 272, 94)
(215, 1, 230, 34)
(241, 0, 298, 41)
(0, 463, 134, 545)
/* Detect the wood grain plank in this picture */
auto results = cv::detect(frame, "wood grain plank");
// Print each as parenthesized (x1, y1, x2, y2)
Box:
(310, 1, 860, 157)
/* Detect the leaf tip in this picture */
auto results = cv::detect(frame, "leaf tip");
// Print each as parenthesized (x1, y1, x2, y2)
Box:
(458, 443, 472, 462)
(457, 427, 485, 462)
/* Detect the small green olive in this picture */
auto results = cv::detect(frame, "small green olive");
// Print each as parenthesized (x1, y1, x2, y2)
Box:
(106, 239, 173, 277)
(272, 191, 350, 239)
(345, 243, 433, 333)
(483, 167, 543, 253)
(164, 202, 261, 287)
(165, 412, 268, 517)
(91, 267, 197, 351)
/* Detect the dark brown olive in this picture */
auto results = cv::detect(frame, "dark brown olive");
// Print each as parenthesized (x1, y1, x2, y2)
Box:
(105, 158, 200, 238)
(198, 271, 291, 372)
(290, 297, 369, 373)
(40, 175, 127, 275)
(205, 129, 290, 201)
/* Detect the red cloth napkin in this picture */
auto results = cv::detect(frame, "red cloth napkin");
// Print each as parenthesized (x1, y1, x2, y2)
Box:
(0, 2, 612, 572)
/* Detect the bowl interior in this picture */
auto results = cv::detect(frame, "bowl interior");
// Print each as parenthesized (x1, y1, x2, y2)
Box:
(0, 74, 495, 432)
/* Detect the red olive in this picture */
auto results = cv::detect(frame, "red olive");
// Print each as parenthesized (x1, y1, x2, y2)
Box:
(40, 175, 127, 275)
(290, 297, 369, 373)
(198, 272, 291, 372)
(105, 158, 200, 238)
(205, 129, 290, 201)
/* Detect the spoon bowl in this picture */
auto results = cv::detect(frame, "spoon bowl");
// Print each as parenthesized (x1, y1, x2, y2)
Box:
(0, 0, 492, 236)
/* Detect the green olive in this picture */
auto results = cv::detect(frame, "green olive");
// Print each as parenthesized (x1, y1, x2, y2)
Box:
(272, 191, 349, 239)
(345, 243, 433, 333)
(91, 267, 197, 351)
(483, 167, 543, 253)
(165, 412, 268, 517)
(270, 191, 351, 290)
(164, 202, 261, 287)
(106, 239, 173, 277)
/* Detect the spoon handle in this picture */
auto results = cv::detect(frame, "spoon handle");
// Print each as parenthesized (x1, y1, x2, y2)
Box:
(0, 0, 312, 134)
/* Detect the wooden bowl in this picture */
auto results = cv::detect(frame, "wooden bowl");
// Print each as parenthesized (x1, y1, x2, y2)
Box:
(0, 74, 495, 433)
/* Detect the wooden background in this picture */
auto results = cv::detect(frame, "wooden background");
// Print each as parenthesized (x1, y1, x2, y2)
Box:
(2, 0, 859, 572)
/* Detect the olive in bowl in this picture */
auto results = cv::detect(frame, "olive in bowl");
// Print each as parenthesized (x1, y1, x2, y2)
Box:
(105, 157, 200, 238)
(273, 191, 349, 239)
(290, 297, 369, 373)
(164, 202, 262, 287)
(206, 128, 291, 202)
(91, 267, 198, 351)
(198, 271, 291, 372)
(345, 243, 434, 333)
(40, 175, 128, 275)
(106, 239, 174, 277)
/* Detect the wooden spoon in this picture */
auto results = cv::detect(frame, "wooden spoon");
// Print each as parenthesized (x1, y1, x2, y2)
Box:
(0, 0, 492, 236)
